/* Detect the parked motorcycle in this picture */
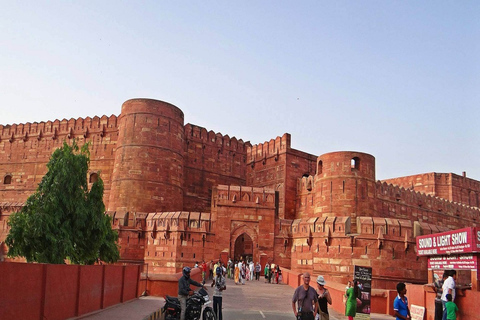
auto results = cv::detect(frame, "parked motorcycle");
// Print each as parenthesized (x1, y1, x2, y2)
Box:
(162, 288, 216, 320)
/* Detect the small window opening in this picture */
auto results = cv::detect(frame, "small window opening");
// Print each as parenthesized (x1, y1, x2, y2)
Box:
(89, 172, 98, 183)
(317, 160, 323, 175)
(351, 157, 360, 170)
(4, 175, 12, 184)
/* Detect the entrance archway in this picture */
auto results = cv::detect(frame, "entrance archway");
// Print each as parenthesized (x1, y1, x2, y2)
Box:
(234, 233, 253, 262)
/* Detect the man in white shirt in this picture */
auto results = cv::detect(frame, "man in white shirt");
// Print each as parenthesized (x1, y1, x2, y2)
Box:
(440, 270, 456, 320)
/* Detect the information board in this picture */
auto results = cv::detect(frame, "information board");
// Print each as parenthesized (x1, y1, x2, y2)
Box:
(354, 265, 372, 319)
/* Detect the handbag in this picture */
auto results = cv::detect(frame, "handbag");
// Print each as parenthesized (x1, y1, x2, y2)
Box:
(315, 311, 329, 320)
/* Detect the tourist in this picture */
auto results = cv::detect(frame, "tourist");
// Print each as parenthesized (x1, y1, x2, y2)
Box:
(292, 272, 318, 320)
(345, 280, 359, 320)
(343, 280, 352, 305)
(212, 266, 226, 320)
(270, 261, 276, 284)
(178, 267, 206, 320)
(445, 293, 458, 320)
(431, 272, 446, 320)
(201, 260, 207, 284)
(393, 282, 411, 320)
(234, 261, 240, 284)
(264, 263, 270, 283)
(441, 270, 456, 320)
(275, 265, 282, 284)
(227, 258, 232, 279)
(255, 261, 261, 280)
(240, 261, 246, 285)
(249, 260, 254, 281)
(315, 275, 332, 320)
(209, 260, 214, 279)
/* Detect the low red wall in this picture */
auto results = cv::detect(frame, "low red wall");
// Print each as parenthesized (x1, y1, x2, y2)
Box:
(142, 267, 203, 297)
(408, 283, 479, 320)
(0, 262, 140, 320)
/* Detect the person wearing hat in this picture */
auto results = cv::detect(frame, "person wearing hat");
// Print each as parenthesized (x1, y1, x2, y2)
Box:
(212, 266, 226, 320)
(315, 275, 332, 320)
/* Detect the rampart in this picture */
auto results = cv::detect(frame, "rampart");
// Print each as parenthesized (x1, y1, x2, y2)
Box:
(183, 123, 250, 212)
(383, 172, 480, 207)
(0, 115, 119, 205)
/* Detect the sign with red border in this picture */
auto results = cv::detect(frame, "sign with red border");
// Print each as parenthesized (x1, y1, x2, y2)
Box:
(416, 227, 480, 256)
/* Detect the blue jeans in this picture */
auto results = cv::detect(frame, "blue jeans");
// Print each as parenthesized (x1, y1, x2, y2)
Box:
(442, 300, 447, 320)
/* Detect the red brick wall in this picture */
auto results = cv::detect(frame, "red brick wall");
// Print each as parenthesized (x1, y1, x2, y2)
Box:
(108, 99, 185, 213)
(383, 172, 480, 207)
(0, 116, 118, 206)
(183, 124, 249, 212)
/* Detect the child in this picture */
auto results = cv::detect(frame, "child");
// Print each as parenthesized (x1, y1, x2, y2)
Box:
(445, 294, 458, 320)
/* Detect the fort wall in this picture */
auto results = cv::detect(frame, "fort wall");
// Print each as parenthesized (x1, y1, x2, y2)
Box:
(108, 99, 185, 213)
(0, 115, 118, 206)
(383, 172, 480, 208)
(246, 133, 316, 220)
(183, 124, 250, 212)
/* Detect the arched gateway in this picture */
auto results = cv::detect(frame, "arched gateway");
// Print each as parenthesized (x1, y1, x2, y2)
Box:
(230, 225, 258, 263)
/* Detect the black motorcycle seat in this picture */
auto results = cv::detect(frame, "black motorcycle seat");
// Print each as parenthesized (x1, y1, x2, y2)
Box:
(165, 295, 180, 303)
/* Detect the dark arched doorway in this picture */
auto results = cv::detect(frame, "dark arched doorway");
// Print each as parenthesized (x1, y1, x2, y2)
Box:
(234, 233, 253, 262)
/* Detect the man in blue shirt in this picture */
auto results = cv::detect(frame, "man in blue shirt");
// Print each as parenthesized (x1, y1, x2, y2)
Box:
(394, 282, 411, 320)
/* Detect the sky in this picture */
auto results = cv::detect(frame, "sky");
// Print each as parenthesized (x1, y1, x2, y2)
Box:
(1, 1, 479, 181)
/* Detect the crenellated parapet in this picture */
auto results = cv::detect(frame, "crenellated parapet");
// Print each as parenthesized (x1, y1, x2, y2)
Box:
(376, 180, 480, 224)
(213, 185, 276, 208)
(0, 115, 118, 143)
(246, 133, 290, 164)
(184, 123, 250, 153)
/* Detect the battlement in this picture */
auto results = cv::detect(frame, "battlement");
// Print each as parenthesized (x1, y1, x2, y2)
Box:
(214, 185, 276, 207)
(185, 123, 250, 152)
(0, 115, 118, 142)
(376, 180, 480, 220)
(247, 133, 291, 162)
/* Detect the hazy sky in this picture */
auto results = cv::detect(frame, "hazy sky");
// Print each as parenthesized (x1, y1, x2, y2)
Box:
(1, 1, 479, 180)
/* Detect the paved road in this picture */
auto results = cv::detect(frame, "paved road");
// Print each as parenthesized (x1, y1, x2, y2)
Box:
(76, 277, 392, 320)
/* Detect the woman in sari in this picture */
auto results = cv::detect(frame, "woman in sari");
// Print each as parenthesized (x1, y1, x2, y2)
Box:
(234, 261, 240, 284)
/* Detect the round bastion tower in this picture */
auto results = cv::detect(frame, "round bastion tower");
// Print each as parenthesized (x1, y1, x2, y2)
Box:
(108, 99, 185, 213)
(313, 151, 376, 231)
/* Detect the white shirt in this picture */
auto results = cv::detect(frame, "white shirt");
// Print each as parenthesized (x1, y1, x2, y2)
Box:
(441, 276, 455, 301)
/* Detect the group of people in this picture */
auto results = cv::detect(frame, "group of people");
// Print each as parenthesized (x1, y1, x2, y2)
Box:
(264, 262, 282, 284)
(432, 270, 458, 320)
(189, 260, 460, 320)
(392, 269, 458, 320)
(180, 262, 228, 320)
(292, 272, 332, 320)
(231, 259, 263, 284)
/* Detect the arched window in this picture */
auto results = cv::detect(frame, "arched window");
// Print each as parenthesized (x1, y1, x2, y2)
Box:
(3, 175, 12, 184)
(351, 157, 360, 170)
(89, 172, 98, 183)
(317, 160, 323, 175)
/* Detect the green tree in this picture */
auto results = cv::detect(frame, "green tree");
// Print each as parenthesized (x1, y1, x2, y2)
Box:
(6, 141, 120, 264)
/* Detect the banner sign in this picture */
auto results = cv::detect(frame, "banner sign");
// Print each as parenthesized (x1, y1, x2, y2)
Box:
(428, 254, 478, 270)
(416, 227, 480, 256)
(354, 265, 372, 319)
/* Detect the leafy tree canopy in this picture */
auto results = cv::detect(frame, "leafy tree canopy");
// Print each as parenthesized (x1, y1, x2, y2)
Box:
(6, 141, 120, 264)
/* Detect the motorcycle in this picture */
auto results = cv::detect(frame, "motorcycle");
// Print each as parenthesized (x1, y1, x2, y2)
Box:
(162, 288, 216, 320)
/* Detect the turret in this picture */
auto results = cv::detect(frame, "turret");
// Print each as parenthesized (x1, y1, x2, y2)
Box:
(313, 151, 376, 230)
(108, 99, 185, 213)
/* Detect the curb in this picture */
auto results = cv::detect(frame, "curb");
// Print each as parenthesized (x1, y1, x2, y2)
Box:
(142, 308, 163, 320)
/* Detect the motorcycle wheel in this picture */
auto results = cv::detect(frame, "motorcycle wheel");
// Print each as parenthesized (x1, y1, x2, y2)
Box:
(202, 308, 216, 320)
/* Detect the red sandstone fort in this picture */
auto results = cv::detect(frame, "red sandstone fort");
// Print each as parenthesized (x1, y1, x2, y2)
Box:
(1, 98, 479, 289)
